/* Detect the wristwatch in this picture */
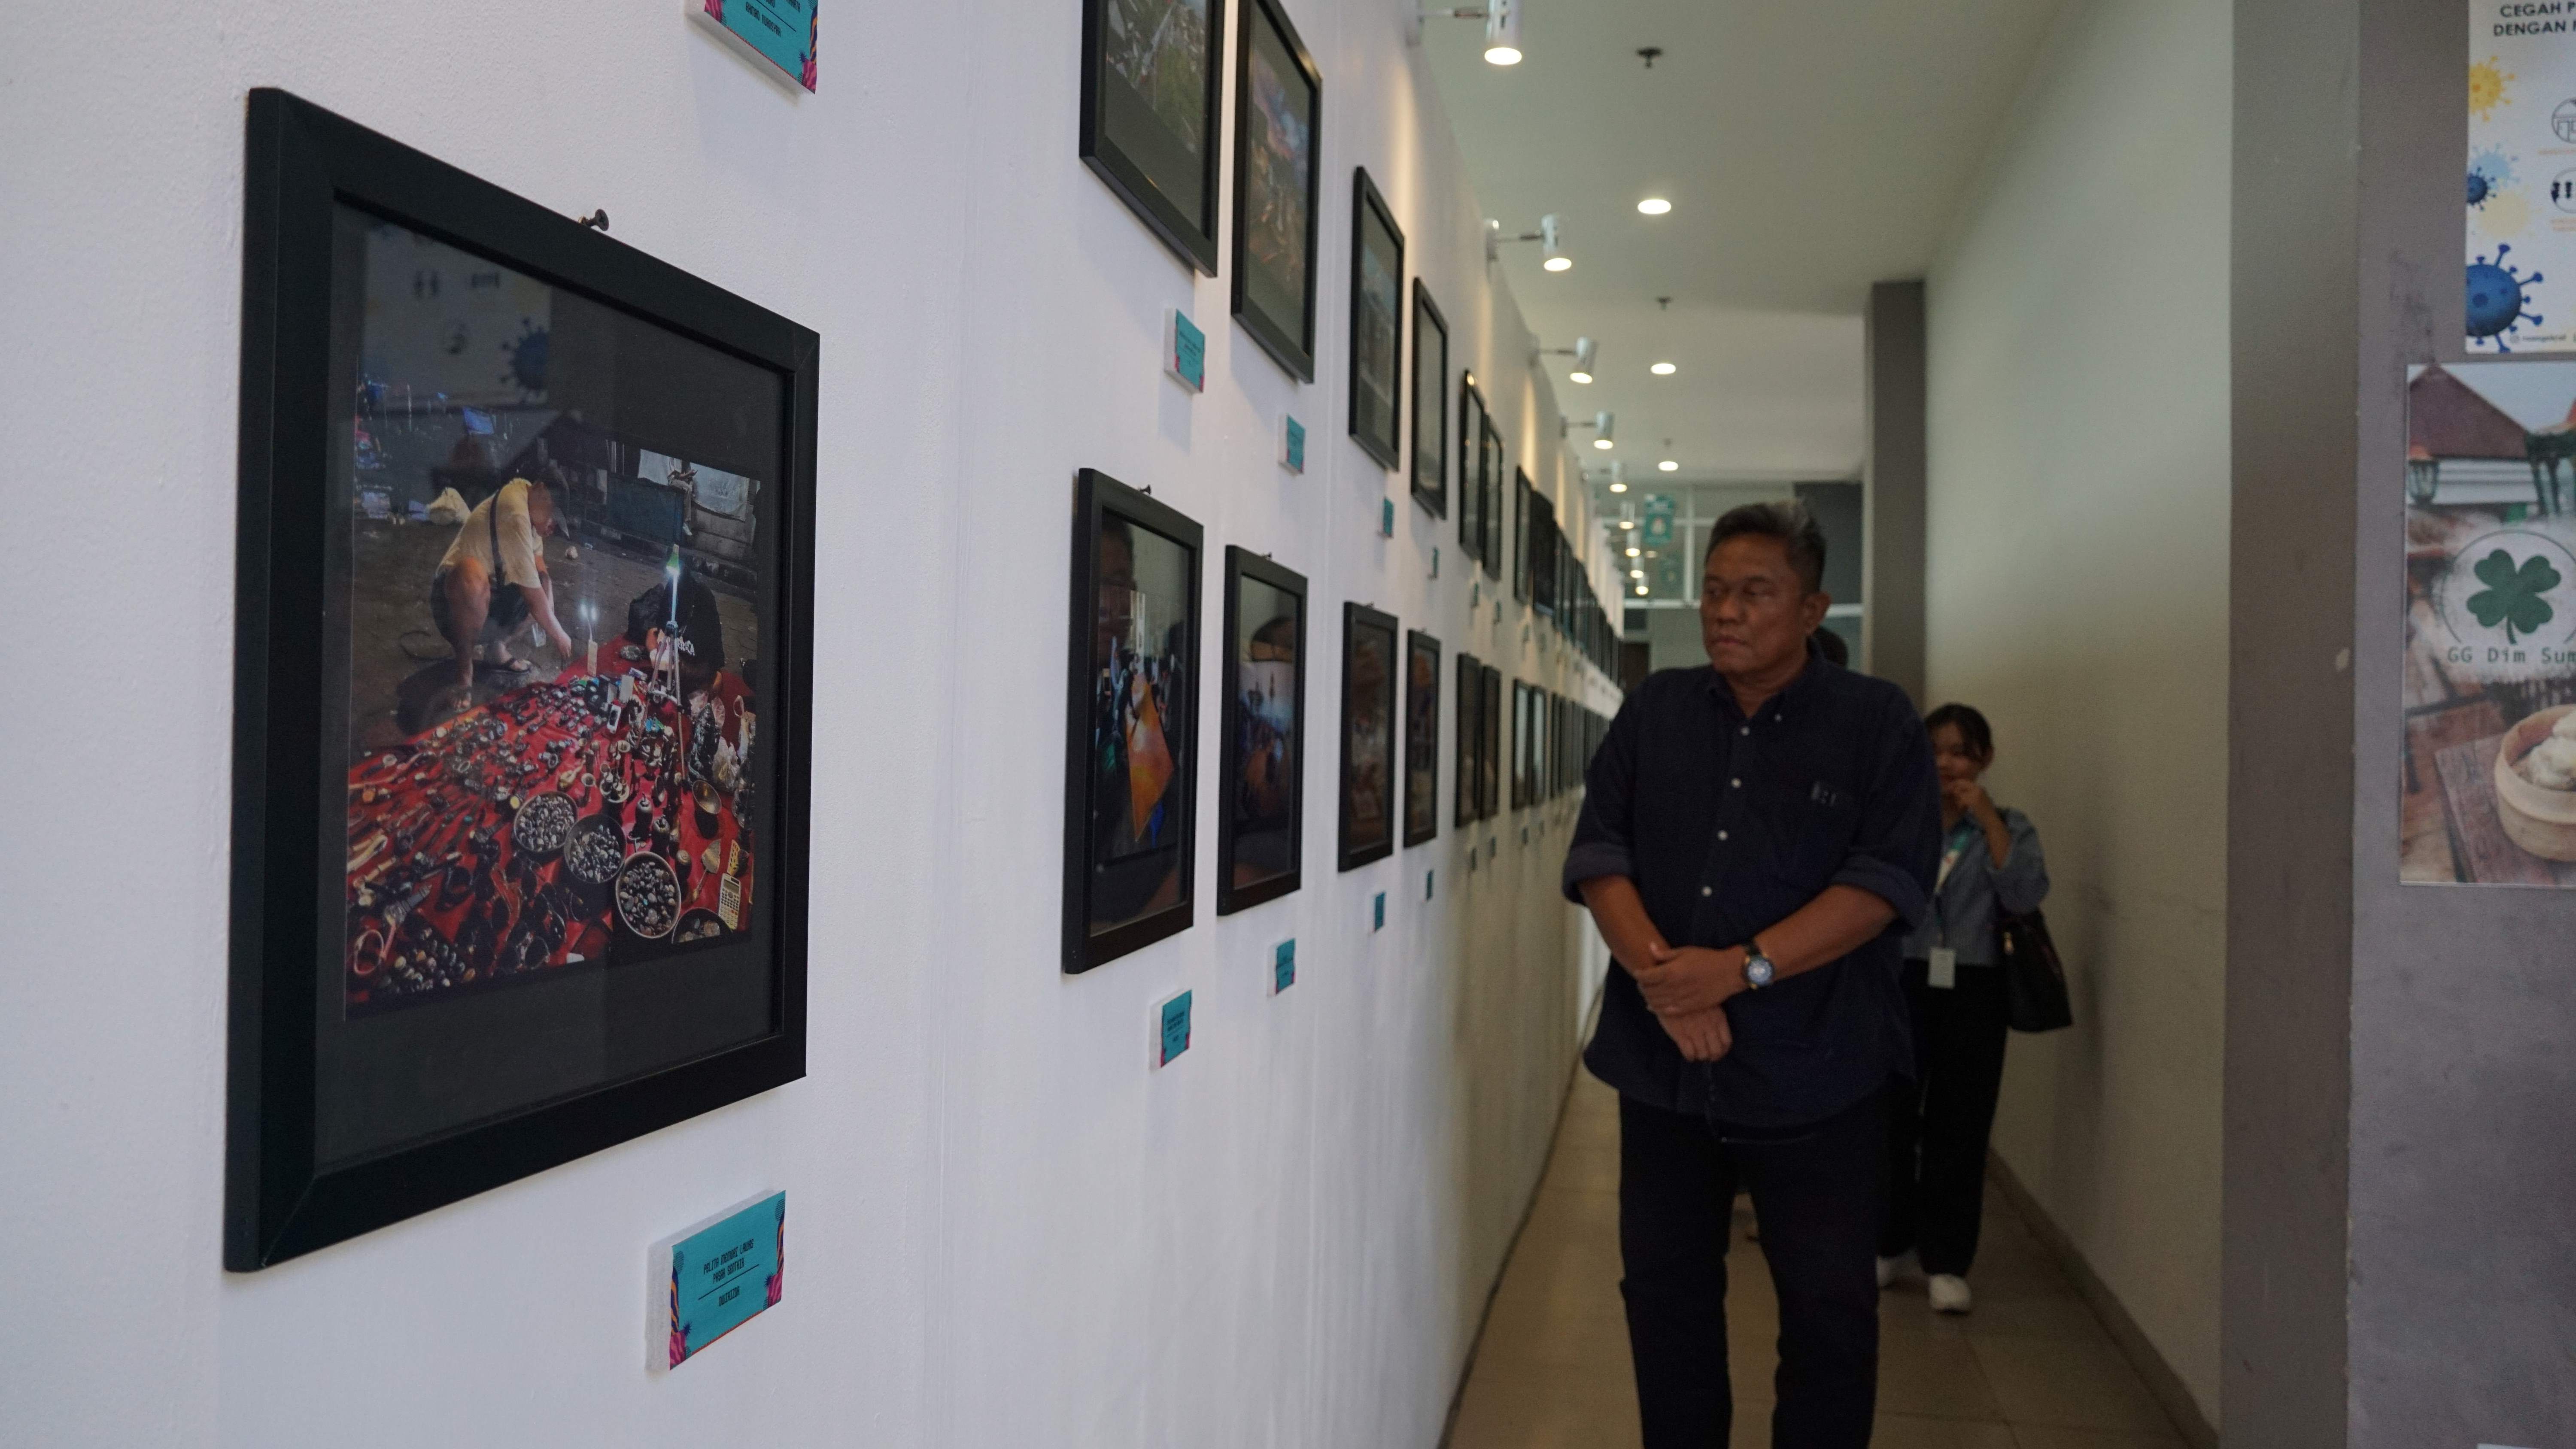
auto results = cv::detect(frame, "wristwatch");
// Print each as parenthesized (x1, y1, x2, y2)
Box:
(1742, 946, 1777, 990)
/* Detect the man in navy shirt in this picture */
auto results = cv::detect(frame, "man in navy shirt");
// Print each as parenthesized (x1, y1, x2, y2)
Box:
(1564, 501, 1939, 1448)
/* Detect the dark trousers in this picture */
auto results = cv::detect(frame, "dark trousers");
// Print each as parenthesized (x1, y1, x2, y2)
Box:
(1880, 959, 2011, 1275)
(1618, 1089, 1886, 1449)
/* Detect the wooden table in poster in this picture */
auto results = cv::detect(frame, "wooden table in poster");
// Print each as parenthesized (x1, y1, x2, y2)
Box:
(2431, 732, 2576, 885)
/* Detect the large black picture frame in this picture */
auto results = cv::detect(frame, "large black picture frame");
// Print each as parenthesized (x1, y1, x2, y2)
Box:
(1512, 467, 1532, 604)
(1064, 468, 1205, 972)
(1080, 0, 1228, 273)
(1411, 282, 1449, 518)
(1479, 664, 1502, 818)
(1402, 629, 1440, 847)
(1230, 0, 1323, 382)
(1216, 546, 1307, 915)
(1337, 602, 1399, 870)
(1346, 167, 1405, 469)
(1453, 650, 1481, 828)
(226, 90, 819, 1270)
(1479, 415, 1504, 579)
(1457, 374, 1485, 566)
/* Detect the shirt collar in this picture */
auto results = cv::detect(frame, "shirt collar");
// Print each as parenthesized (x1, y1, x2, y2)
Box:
(1703, 636, 1835, 721)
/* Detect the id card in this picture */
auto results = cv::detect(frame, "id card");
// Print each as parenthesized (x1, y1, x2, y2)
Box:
(1928, 947, 1958, 990)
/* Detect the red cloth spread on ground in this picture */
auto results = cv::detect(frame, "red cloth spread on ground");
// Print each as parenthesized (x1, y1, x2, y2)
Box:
(341, 649, 758, 1013)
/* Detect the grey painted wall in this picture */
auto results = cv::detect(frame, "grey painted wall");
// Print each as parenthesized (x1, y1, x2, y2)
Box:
(2225, 0, 2356, 1442)
(1866, 281, 1928, 707)
(2346, 0, 2576, 1443)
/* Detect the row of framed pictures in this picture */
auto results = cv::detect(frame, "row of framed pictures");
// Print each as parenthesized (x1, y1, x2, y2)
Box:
(1065, 469, 1608, 974)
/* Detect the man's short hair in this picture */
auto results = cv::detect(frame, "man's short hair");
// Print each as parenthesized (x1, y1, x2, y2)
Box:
(1704, 500, 1827, 594)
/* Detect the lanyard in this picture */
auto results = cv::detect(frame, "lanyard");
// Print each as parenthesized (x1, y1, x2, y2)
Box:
(1931, 818, 1979, 946)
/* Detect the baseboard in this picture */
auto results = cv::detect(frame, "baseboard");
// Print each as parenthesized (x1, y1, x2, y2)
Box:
(1986, 1152, 2219, 1449)
(1435, 980, 1606, 1449)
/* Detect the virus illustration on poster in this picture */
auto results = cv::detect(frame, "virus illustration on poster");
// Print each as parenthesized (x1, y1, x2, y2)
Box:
(2471, 146, 2518, 209)
(2472, 56, 2514, 124)
(2470, 246, 2545, 351)
(498, 318, 549, 399)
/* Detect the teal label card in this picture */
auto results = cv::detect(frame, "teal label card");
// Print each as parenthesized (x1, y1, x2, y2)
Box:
(1156, 989, 1193, 1066)
(1283, 416, 1307, 473)
(662, 1192, 784, 1369)
(1372, 892, 1386, 931)
(1380, 498, 1395, 537)
(1273, 939, 1296, 993)
(1166, 310, 1206, 392)
(696, 0, 818, 91)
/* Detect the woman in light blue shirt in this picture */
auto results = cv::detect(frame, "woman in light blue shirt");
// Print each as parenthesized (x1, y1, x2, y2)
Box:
(1877, 703, 2049, 1315)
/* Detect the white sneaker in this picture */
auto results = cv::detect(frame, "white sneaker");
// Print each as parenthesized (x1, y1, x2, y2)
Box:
(1875, 1255, 1902, 1290)
(1927, 1273, 1974, 1314)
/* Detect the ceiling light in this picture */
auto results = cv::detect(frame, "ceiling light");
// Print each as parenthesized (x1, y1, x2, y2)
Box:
(1567, 336, 1597, 383)
(1483, 0, 1522, 64)
(1650, 361, 1676, 376)
(1619, 520, 1634, 529)
(1540, 213, 1569, 271)
(1635, 585, 1648, 596)
(1589, 410, 1613, 449)
(1608, 482, 1627, 492)
(1625, 546, 1640, 557)
(1657, 459, 1678, 472)
(1592, 437, 1612, 449)
(1630, 569, 1645, 579)
(1636, 197, 1672, 216)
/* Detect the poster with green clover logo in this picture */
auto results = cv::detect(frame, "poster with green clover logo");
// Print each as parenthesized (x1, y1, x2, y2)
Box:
(2403, 362, 2576, 882)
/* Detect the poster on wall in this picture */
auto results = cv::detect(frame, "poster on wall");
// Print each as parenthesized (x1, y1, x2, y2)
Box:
(693, 0, 820, 91)
(1065, 470, 1203, 966)
(1217, 548, 1307, 914)
(1412, 283, 1449, 518)
(1080, 0, 1225, 272)
(1403, 630, 1441, 846)
(227, 92, 817, 1269)
(1347, 168, 1406, 469)
(1454, 650, 1482, 829)
(2399, 361, 2576, 883)
(1232, 0, 1322, 380)
(1458, 376, 1487, 566)
(2466, 4, 2576, 351)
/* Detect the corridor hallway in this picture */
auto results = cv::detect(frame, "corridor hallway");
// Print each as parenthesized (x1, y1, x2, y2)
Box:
(1446, 1075, 2190, 1449)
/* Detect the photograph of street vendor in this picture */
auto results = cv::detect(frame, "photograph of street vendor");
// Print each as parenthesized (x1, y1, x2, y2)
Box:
(428, 473, 573, 708)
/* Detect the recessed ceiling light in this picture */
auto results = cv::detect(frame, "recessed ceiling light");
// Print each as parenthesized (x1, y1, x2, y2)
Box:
(1650, 361, 1677, 376)
(1658, 460, 1679, 472)
(1637, 197, 1672, 216)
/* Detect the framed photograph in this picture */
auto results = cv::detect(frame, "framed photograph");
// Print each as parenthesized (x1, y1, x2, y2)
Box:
(1457, 375, 1485, 565)
(1479, 416, 1504, 579)
(1509, 682, 1529, 810)
(1065, 469, 1203, 970)
(1512, 467, 1532, 603)
(1339, 603, 1399, 869)
(1479, 664, 1502, 818)
(1217, 547, 1307, 913)
(1529, 488, 1557, 616)
(1080, 0, 1226, 273)
(1411, 284, 1449, 517)
(1454, 651, 1481, 828)
(1403, 630, 1441, 846)
(1347, 168, 1405, 469)
(1231, 0, 1323, 381)
(227, 91, 817, 1269)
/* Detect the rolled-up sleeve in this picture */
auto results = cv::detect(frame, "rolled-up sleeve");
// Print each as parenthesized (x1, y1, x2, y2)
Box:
(1561, 694, 1641, 902)
(1828, 698, 1940, 931)
(1991, 810, 2050, 915)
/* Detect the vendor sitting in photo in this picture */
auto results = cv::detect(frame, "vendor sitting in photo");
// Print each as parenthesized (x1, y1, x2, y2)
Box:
(430, 475, 573, 697)
(626, 556, 728, 698)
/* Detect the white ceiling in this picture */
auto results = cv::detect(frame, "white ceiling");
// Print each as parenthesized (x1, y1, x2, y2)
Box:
(1422, 0, 2066, 488)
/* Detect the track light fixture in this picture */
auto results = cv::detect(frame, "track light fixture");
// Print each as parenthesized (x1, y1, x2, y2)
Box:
(1566, 410, 1614, 450)
(1414, 0, 1522, 64)
(1537, 335, 1598, 383)
(1485, 213, 1569, 271)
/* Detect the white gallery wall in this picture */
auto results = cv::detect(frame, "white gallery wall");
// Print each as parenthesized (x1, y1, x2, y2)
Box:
(0, 0, 1619, 1443)
(1921, 0, 2231, 1422)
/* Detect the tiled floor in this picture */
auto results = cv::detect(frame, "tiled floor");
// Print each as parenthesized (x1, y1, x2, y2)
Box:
(1447, 1075, 2185, 1449)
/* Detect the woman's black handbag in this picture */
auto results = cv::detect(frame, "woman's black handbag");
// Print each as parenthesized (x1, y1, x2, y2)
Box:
(1997, 909, 2074, 1033)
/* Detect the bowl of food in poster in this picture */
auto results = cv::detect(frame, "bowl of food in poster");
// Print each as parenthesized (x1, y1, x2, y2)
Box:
(673, 908, 726, 944)
(615, 851, 681, 940)
(565, 812, 628, 890)
(511, 792, 577, 858)
(2493, 705, 2576, 860)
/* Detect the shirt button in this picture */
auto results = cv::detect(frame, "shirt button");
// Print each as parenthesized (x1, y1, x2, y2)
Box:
(1701, 886, 1713, 897)
(1739, 726, 1750, 736)
(1730, 778, 1741, 788)
(1717, 830, 1728, 841)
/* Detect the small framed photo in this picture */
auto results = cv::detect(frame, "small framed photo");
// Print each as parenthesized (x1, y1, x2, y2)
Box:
(226, 91, 818, 1269)
(1064, 469, 1205, 972)
(1453, 651, 1482, 829)
(1346, 168, 1406, 469)
(1217, 547, 1308, 914)
(1403, 630, 1441, 846)
(1080, 0, 1226, 273)
(1457, 375, 1485, 566)
(1479, 415, 1504, 580)
(1479, 664, 1502, 818)
(1338, 603, 1399, 870)
(1232, 0, 1323, 381)
(1510, 681, 1530, 810)
(1512, 467, 1532, 604)
(1411, 283, 1449, 518)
